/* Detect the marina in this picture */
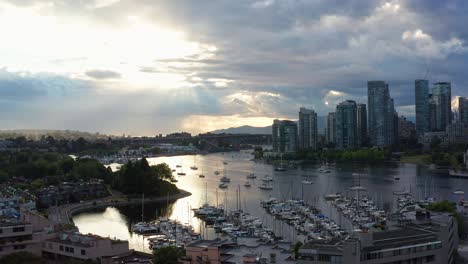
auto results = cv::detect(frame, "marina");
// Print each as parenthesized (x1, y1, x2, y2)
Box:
(74, 152, 468, 253)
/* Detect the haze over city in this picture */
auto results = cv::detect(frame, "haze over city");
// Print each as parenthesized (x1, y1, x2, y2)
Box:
(1, 0, 468, 135)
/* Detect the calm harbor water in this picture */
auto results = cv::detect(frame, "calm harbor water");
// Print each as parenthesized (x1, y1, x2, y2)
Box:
(73, 151, 468, 253)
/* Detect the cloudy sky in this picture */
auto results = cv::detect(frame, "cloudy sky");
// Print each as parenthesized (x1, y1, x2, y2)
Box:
(1, 0, 467, 135)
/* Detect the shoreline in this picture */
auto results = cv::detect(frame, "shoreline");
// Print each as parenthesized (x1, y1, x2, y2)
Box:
(50, 190, 192, 225)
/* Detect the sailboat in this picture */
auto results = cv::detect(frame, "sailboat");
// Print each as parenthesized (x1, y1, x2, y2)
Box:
(247, 166, 256, 179)
(259, 183, 273, 190)
(199, 167, 205, 178)
(301, 171, 314, 185)
(190, 156, 198, 170)
(177, 166, 186, 176)
(301, 180, 313, 185)
(214, 162, 221, 175)
(275, 153, 286, 171)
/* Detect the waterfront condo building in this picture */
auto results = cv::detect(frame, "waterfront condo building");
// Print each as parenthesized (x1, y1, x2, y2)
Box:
(272, 119, 298, 153)
(415, 79, 430, 136)
(459, 96, 468, 124)
(336, 100, 357, 149)
(298, 107, 318, 150)
(326, 112, 337, 145)
(367, 81, 395, 147)
(356, 103, 368, 147)
(432, 82, 452, 131)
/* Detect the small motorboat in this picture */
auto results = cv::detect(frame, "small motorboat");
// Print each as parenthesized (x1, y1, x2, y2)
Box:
(262, 176, 273, 182)
(220, 176, 231, 183)
(244, 181, 251, 187)
(258, 183, 273, 190)
(247, 173, 256, 179)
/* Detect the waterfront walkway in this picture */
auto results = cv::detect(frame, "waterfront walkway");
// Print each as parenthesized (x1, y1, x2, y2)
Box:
(47, 189, 192, 225)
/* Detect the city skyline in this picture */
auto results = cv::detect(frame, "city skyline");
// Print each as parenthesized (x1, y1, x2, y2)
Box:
(1, 1, 468, 135)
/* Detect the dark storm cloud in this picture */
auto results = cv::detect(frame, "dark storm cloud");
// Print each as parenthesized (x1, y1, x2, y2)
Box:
(85, 69, 121, 79)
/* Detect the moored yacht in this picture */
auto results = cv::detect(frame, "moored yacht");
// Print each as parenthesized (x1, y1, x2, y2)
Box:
(259, 183, 273, 190)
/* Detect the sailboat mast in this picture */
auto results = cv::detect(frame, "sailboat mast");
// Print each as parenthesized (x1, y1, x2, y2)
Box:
(141, 193, 144, 222)
(205, 182, 208, 205)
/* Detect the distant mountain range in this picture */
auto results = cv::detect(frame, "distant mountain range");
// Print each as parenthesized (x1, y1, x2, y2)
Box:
(210, 116, 327, 135)
(210, 125, 272, 135)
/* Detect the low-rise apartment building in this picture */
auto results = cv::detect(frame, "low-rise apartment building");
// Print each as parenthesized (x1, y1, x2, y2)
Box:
(42, 231, 130, 262)
(0, 219, 44, 258)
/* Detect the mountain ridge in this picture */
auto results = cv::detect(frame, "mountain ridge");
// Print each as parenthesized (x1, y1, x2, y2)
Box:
(210, 125, 272, 134)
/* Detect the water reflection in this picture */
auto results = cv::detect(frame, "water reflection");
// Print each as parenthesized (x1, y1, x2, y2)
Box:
(74, 151, 467, 253)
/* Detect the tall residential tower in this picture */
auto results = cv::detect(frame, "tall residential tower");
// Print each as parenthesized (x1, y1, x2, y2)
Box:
(367, 81, 395, 147)
(298, 107, 318, 150)
(336, 100, 357, 149)
(356, 103, 368, 147)
(415, 80, 430, 135)
(272, 119, 297, 153)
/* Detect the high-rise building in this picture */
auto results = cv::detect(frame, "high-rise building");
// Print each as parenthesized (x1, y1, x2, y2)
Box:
(429, 94, 437, 131)
(298, 107, 318, 150)
(398, 115, 416, 138)
(432, 82, 452, 131)
(336, 100, 357, 149)
(459, 96, 468, 124)
(326, 112, 336, 145)
(356, 103, 367, 147)
(415, 80, 430, 135)
(367, 81, 395, 147)
(272, 119, 297, 153)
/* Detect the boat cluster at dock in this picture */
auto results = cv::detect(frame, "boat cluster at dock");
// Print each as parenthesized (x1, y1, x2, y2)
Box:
(261, 198, 348, 241)
(131, 218, 201, 250)
(327, 195, 387, 230)
(193, 204, 281, 243)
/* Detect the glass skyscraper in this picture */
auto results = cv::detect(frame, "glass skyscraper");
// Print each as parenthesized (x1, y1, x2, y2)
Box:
(432, 82, 452, 131)
(336, 100, 357, 149)
(272, 119, 297, 153)
(298, 107, 318, 150)
(415, 79, 430, 135)
(367, 81, 395, 147)
(356, 103, 367, 147)
(458, 97, 468, 124)
(326, 112, 336, 145)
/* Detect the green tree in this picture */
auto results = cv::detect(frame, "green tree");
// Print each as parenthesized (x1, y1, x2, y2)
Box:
(153, 246, 184, 264)
(0, 252, 46, 264)
(293, 241, 303, 259)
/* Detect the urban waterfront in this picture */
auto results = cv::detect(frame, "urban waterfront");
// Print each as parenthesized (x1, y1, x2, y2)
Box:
(73, 151, 468, 253)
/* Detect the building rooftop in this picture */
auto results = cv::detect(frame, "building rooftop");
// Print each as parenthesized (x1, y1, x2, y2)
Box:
(0, 217, 30, 227)
(46, 232, 128, 248)
(301, 238, 344, 255)
(362, 222, 443, 252)
(186, 238, 232, 248)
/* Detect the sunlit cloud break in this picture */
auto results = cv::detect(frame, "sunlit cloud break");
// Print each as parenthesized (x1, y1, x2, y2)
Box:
(0, 0, 467, 135)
